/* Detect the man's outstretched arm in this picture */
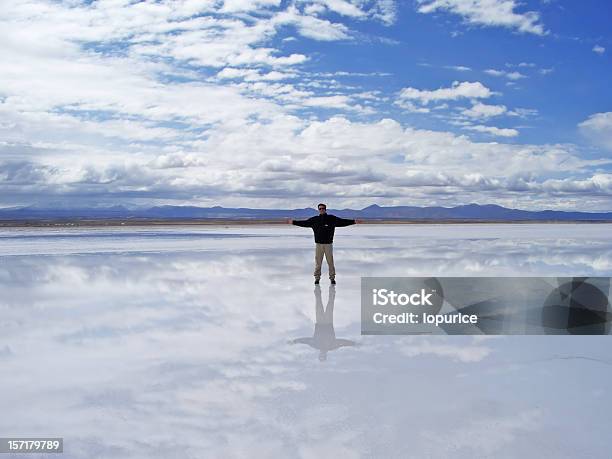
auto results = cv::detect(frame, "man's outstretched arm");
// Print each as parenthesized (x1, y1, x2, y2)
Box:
(334, 216, 357, 227)
(289, 217, 313, 227)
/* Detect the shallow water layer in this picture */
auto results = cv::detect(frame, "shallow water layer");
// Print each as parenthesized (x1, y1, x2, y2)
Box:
(1, 224, 611, 458)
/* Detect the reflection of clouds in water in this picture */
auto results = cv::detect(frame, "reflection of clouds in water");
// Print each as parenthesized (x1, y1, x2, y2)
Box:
(2, 224, 612, 276)
(339, 240, 612, 276)
(1, 225, 612, 457)
(420, 409, 543, 457)
(396, 336, 492, 362)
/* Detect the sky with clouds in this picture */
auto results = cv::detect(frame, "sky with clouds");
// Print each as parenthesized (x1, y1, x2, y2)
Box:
(1, 0, 611, 210)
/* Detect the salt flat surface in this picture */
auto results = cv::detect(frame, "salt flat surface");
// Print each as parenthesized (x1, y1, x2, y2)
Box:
(1, 224, 611, 458)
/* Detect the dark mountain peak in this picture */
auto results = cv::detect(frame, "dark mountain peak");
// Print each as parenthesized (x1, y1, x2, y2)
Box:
(460, 203, 493, 208)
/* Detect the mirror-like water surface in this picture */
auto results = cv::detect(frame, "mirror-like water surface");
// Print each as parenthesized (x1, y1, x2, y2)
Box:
(1, 224, 611, 458)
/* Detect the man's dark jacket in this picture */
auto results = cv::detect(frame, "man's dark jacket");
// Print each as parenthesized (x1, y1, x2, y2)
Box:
(292, 213, 356, 243)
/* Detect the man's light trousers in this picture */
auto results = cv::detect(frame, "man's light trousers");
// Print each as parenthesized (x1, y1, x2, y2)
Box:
(314, 243, 335, 280)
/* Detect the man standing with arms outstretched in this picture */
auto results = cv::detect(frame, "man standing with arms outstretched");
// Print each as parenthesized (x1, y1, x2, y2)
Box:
(288, 203, 360, 284)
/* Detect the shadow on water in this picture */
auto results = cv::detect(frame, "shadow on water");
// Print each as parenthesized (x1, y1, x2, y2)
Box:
(290, 285, 357, 362)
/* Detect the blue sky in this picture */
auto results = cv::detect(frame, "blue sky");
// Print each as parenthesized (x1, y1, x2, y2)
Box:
(1, 0, 611, 210)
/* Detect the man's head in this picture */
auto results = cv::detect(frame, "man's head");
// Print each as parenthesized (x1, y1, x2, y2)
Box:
(317, 203, 327, 215)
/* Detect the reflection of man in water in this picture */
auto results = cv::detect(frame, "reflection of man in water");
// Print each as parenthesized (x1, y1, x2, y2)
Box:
(290, 285, 356, 361)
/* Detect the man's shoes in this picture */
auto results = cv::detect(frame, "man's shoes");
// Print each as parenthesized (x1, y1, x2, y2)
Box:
(330, 279, 336, 284)
(314, 279, 320, 284)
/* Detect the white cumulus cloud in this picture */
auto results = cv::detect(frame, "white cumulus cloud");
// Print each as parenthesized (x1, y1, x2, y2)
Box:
(462, 102, 508, 119)
(398, 81, 493, 104)
(592, 45, 605, 54)
(485, 68, 526, 80)
(415, 0, 546, 35)
(464, 124, 519, 137)
(579, 112, 612, 150)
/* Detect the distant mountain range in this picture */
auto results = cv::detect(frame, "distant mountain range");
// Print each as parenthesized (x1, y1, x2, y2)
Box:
(1, 204, 611, 221)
